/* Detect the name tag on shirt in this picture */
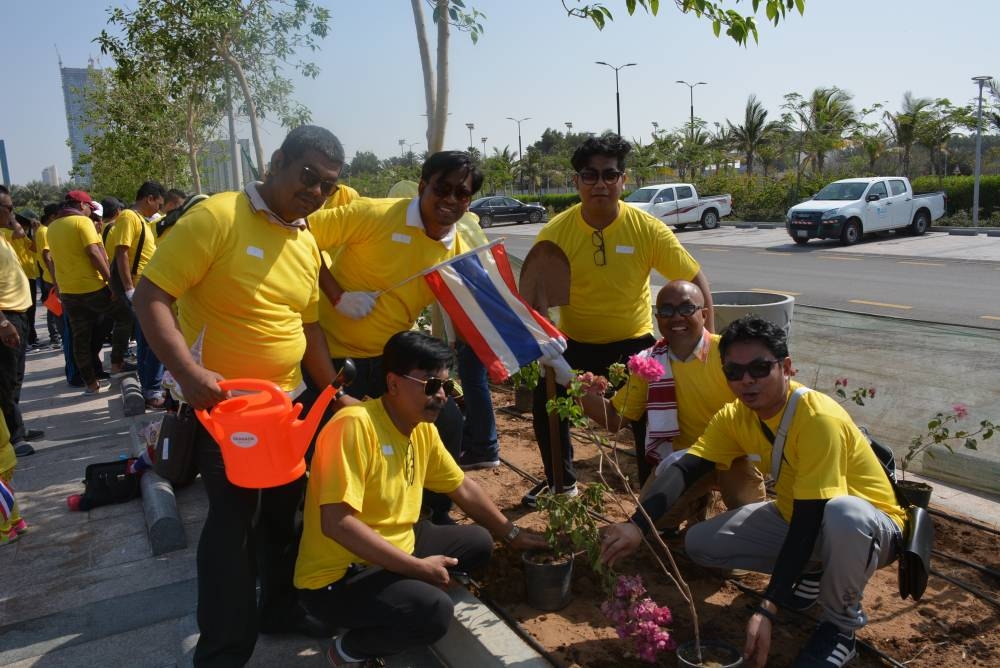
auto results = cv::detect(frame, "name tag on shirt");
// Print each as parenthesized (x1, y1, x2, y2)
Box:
(615, 245, 634, 254)
(747, 453, 762, 462)
(382, 444, 395, 456)
(391, 233, 412, 244)
(246, 246, 264, 259)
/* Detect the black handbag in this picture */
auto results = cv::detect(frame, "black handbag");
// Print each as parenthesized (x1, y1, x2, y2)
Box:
(80, 460, 142, 510)
(154, 403, 199, 487)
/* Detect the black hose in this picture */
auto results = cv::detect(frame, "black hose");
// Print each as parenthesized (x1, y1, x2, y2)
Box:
(929, 569, 1000, 609)
(932, 549, 1000, 580)
(928, 507, 1000, 537)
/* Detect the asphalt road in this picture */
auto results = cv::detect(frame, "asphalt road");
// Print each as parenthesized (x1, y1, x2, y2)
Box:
(486, 222, 1000, 330)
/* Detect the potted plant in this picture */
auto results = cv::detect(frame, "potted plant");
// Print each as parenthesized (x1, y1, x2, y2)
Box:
(510, 360, 540, 413)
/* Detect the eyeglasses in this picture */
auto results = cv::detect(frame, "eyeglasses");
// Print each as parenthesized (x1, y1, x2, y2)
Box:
(577, 168, 624, 185)
(299, 165, 339, 196)
(653, 302, 703, 318)
(402, 374, 459, 397)
(721, 358, 781, 381)
(592, 229, 606, 267)
(0, 203, 12, 211)
(430, 180, 474, 202)
(404, 440, 415, 486)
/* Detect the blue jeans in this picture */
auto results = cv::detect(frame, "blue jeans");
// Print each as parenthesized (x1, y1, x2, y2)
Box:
(456, 342, 498, 464)
(135, 320, 164, 399)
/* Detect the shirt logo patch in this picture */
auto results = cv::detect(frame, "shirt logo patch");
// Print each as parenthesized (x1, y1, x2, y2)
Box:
(246, 246, 264, 258)
(391, 233, 412, 244)
(382, 444, 395, 456)
(747, 453, 762, 462)
(615, 245, 634, 254)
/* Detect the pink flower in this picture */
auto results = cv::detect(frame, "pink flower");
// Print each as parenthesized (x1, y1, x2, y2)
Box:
(627, 355, 664, 383)
(835, 377, 848, 387)
(577, 372, 610, 397)
(868, 387, 876, 398)
(953, 403, 969, 419)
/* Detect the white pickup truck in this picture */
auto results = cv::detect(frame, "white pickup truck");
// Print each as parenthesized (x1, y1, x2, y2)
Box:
(624, 183, 733, 230)
(786, 177, 947, 246)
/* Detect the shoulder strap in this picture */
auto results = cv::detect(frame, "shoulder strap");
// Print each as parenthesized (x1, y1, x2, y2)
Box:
(768, 386, 811, 481)
(131, 212, 146, 278)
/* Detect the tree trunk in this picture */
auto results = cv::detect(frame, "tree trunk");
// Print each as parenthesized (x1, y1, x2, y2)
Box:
(410, 0, 436, 148)
(223, 49, 265, 178)
(429, 0, 450, 153)
(185, 96, 203, 194)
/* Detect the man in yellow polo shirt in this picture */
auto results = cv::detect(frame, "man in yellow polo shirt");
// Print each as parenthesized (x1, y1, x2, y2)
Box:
(2, 210, 40, 349)
(107, 181, 165, 409)
(525, 134, 713, 506)
(295, 331, 545, 666)
(33, 204, 62, 349)
(134, 125, 349, 667)
(600, 315, 906, 668)
(44, 191, 134, 394)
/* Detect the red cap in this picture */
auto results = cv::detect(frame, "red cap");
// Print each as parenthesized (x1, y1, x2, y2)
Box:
(65, 190, 94, 205)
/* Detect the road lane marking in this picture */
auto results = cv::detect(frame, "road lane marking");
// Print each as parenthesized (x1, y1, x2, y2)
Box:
(982, 315, 1000, 321)
(756, 251, 793, 256)
(819, 255, 863, 261)
(897, 260, 945, 267)
(750, 288, 801, 296)
(699, 248, 729, 252)
(849, 299, 912, 310)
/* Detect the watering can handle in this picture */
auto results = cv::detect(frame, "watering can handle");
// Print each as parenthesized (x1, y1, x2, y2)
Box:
(213, 378, 289, 409)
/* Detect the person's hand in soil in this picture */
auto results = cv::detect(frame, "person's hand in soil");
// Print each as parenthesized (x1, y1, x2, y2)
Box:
(743, 607, 774, 668)
(508, 529, 549, 552)
(599, 522, 643, 567)
(413, 555, 459, 589)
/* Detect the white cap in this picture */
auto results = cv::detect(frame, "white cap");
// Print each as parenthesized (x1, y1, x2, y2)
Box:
(91, 202, 104, 217)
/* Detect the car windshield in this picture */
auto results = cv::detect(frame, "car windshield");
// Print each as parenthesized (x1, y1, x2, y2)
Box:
(624, 189, 656, 203)
(812, 182, 869, 201)
(470, 198, 490, 207)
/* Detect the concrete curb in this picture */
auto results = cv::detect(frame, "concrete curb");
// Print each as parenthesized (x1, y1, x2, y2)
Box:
(948, 229, 981, 236)
(130, 416, 187, 555)
(121, 375, 145, 416)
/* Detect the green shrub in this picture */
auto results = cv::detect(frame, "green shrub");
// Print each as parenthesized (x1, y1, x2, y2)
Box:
(911, 175, 1000, 217)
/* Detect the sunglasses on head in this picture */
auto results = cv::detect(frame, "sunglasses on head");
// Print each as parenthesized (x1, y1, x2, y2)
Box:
(402, 374, 459, 397)
(722, 358, 781, 381)
(577, 168, 624, 185)
(653, 302, 703, 318)
(299, 165, 339, 196)
(430, 180, 474, 201)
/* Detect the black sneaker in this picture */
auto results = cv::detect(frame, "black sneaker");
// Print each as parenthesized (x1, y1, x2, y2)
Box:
(13, 442, 35, 457)
(522, 481, 549, 508)
(792, 621, 856, 667)
(459, 455, 501, 471)
(788, 568, 823, 611)
(25, 429, 44, 441)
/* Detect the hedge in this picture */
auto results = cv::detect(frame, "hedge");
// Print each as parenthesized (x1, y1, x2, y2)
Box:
(911, 175, 1000, 216)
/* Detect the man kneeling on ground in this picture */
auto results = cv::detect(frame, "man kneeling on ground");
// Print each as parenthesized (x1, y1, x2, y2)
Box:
(600, 315, 906, 668)
(295, 330, 546, 666)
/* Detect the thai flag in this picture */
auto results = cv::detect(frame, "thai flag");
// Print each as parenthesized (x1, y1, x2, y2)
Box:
(425, 241, 564, 382)
(0, 477, 14, 522)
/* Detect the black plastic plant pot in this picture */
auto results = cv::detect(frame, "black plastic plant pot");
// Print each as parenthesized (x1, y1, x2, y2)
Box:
(514, 386, 533, 413)
(897, 480, 933, 509)
(676, 639, 744, 668)
(522, 551, 573, 611)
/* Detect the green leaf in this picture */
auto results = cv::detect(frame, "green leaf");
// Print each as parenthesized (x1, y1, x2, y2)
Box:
(965, 438, 978, 450)
(712, 18, 721, 37)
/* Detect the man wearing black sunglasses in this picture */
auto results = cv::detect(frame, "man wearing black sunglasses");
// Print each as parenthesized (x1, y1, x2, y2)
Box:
(296, 331, 547, 667)
(524, 134, 714, 508)
(601, 315, 906, 668)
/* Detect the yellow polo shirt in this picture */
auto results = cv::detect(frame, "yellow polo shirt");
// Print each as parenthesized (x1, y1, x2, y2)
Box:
(688, 382, 906, 529)
(47, 213, 105, 295)
(612, 333, 735, 451)
(33, 224, 54, 284)
(322, 184, 361, 210)
(0, 234, 31, 312)
(1, 229, 38, 280)
(295, 398, 465, 588)
(309, 198, 474, 358)
(142, 191, 320, 391)
(105, 209, 156, 279)
(535, 203, 700, 344)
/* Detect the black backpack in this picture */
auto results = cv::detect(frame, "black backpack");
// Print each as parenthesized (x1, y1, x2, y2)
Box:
(79, 459, 142, 511)
(156, 193, 209, 237)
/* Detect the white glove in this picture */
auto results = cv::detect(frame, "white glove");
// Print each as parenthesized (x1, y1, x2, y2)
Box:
(335, 291, 378, 319)
(537, 337, 574, 386)
(125, 288, 135, 303)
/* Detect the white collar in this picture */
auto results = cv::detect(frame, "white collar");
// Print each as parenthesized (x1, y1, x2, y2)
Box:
(244, 181, 307, 230)
(668, 329, 712, 363)
(406, 197, 456, 248)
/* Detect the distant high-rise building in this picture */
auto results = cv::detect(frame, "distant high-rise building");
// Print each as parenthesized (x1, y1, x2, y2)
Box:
(60, 59, 100, 185)
(199, 139, 254, 193)
(0, 140, 9, 188)
(41, 165, 60, 186)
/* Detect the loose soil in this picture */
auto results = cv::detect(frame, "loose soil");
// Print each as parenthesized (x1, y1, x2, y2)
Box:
(457, 388, 1000, 668)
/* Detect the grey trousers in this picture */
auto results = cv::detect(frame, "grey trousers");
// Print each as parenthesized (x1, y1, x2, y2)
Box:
(685, 496, 901, 631)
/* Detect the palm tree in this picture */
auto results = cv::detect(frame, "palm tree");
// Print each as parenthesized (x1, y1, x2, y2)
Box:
(788, 87, 857, 174)
(727, 95, 783, 177)
(883, 92, 932, 176)
(627, 139, 661, 186)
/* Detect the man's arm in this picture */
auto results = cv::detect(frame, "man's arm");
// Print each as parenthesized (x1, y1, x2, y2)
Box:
(84, 242, 113, 285)
(133, 277, 226, 409)
(319, 502, 457, 588)
(302, 321, 358, 410)
(318, 262, 344, 308)
(691, 270, 715, 332)
(449, 478, 548, 551)
(42, 250, 58, 293)
(580, 392, 627, 432)
(114, 246, 134, 293)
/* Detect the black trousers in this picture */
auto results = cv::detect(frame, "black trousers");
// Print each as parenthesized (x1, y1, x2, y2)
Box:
(0, 310, 28, 443)
(192, 422, 306, 668)
(531, 334, 655, 488)
(299, 520, 493, 660)
(61, 287, 132, 385)
(25, 278, 38, 345)
(39, 280, 60, 339)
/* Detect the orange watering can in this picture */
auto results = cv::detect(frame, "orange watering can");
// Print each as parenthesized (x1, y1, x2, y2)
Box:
(196, 379, 335, 488)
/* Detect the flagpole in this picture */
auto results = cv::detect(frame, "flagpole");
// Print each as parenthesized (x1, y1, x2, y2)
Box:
(373, 238, 505, 298)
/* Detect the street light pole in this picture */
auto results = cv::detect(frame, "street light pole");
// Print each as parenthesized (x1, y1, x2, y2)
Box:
(972, 75, 992, 228)
(565, 121, 573, 134)
(505, 116, 531, 161)
(465, 122, 475, 152)
(596, 61, 637, 136)
(676, 80, 707, 139)
(481, 137, 487, 155)
(398, 138, 406, 158)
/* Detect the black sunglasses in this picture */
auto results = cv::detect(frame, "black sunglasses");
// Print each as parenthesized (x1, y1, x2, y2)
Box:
(578, 168, 623, 185)
(722, 358, 781, 381)
(430, 180, 474, 201)
(299, 165, 339, 196)
(653, 302, 703, 318)
(402, 374, 459, 397)
(592, 229, 606, 267)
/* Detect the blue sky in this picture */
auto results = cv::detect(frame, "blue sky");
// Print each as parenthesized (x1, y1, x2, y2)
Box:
(1, 0, 996, 186)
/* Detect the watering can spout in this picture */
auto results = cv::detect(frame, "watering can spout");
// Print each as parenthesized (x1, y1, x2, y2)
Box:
(289, 384, 336, 454)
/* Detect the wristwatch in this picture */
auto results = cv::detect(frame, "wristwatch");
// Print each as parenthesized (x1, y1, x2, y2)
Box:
(501, 522, 521, 545)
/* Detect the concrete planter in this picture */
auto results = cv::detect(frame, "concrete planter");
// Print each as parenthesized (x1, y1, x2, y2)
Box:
(712, 291, 795, 337)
